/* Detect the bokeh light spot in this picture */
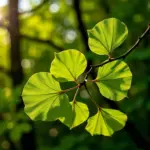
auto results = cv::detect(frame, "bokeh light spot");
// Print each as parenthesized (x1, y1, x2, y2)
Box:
(1, 140, 10, 150)
(64, 29, 77, 43)
(49, 3, 60, 13)
(49, 128, 58, 137)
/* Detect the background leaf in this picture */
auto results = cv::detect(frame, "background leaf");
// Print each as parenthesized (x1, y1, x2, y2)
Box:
(86, 108, 127, 136)
(50, 49, 87, 82)
(96, 60, 132, 101)
(88, 18, 128, 56)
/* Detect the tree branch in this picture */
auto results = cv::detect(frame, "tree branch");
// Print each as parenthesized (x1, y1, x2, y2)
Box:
(85, 24, 150, 80)
(19, 0, 63, 52)
(73, 0, 96, 79)
(20, 34, 63, 51)
(73, 0, 89, 51)
(72, 5, 150, 148)
(19, 0, 49, 15)
(82, 24, 150, 150)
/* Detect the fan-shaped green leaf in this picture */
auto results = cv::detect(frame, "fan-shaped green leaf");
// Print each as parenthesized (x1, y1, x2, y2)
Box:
(50, 49, 87, 82)
(96, 60, 132, 101)
(60, 101, 89, 129)
(86, 108, 127, 136)
(22, 72, 71, 121)
(88, 18, 128, 55)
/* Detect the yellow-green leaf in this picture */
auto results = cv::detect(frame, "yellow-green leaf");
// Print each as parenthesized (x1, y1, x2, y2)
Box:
(22, 72, 71, 121)
(88, 18, 128, 55)
(50, 49, 87, 82)
(96, 60, 132, 101)
(60, 101, 89, 129)
(86, 108, 127, 136)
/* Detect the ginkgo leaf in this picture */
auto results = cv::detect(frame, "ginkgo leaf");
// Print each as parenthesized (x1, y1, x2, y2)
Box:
(22, 72, 71, 121)
(50, 49, 87, 82)
(60, 101, 89, 129)
(88, 18, 128, 56)
(86, 108, 127, 136)
(96, 60, 132, 101)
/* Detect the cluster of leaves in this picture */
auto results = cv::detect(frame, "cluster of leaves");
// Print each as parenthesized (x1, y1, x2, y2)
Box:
(22, 18, 132, 136)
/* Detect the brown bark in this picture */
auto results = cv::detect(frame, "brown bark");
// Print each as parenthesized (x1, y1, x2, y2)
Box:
(8, 0, 24, 86)
(8, 0, 36, 150)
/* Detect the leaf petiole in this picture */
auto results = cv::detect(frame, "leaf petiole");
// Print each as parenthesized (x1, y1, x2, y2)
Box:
(73, 88, 80, 104)
(59, 84, 80, 94)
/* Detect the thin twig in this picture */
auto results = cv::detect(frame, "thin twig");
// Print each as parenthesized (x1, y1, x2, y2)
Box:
(19, 0, 49, 15)
(73, 0, 150, 148)
(84, 84, 99, 110)
(73, 88, 80, 103)
(81, 24, 150, 150)
(20, 34, 63, 51)
(85, 24, 150, 80)
(86, 79, 99, 83)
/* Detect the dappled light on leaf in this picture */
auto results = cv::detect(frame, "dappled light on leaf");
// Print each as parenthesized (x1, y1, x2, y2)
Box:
(60, 101, 89, 129)
(88, 18, 128, 56)
(96, 60, 132, 101)
(22, 72, 71, 121)
(50, 49, 87, 82)
(86, 108, 127, 136)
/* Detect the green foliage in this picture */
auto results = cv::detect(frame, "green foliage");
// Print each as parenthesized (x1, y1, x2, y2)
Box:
(88, 18, 128, 56)
(0, 1, 149, 149)
(0, 121, 7, 136)
(10, 122, 32, 142)
(50, 49, 87, 82)
(22, 72, 70, 121)
(96, 60, 132, 101)
(22, 71, 89, 129)
(86, 108, 127, 136)
(22, 18, 132, 136)
(60, 101, 89, 129)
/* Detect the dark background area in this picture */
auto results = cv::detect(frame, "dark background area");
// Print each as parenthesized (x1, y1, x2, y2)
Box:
(0, 0, 150, 150)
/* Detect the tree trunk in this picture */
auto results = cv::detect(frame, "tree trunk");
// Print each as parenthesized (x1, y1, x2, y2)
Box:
(8, 0, 36, 150)
(8, 0, 23, 86)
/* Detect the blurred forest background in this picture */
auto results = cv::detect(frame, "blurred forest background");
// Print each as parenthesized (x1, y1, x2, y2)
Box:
(0, 0, 150, 150)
